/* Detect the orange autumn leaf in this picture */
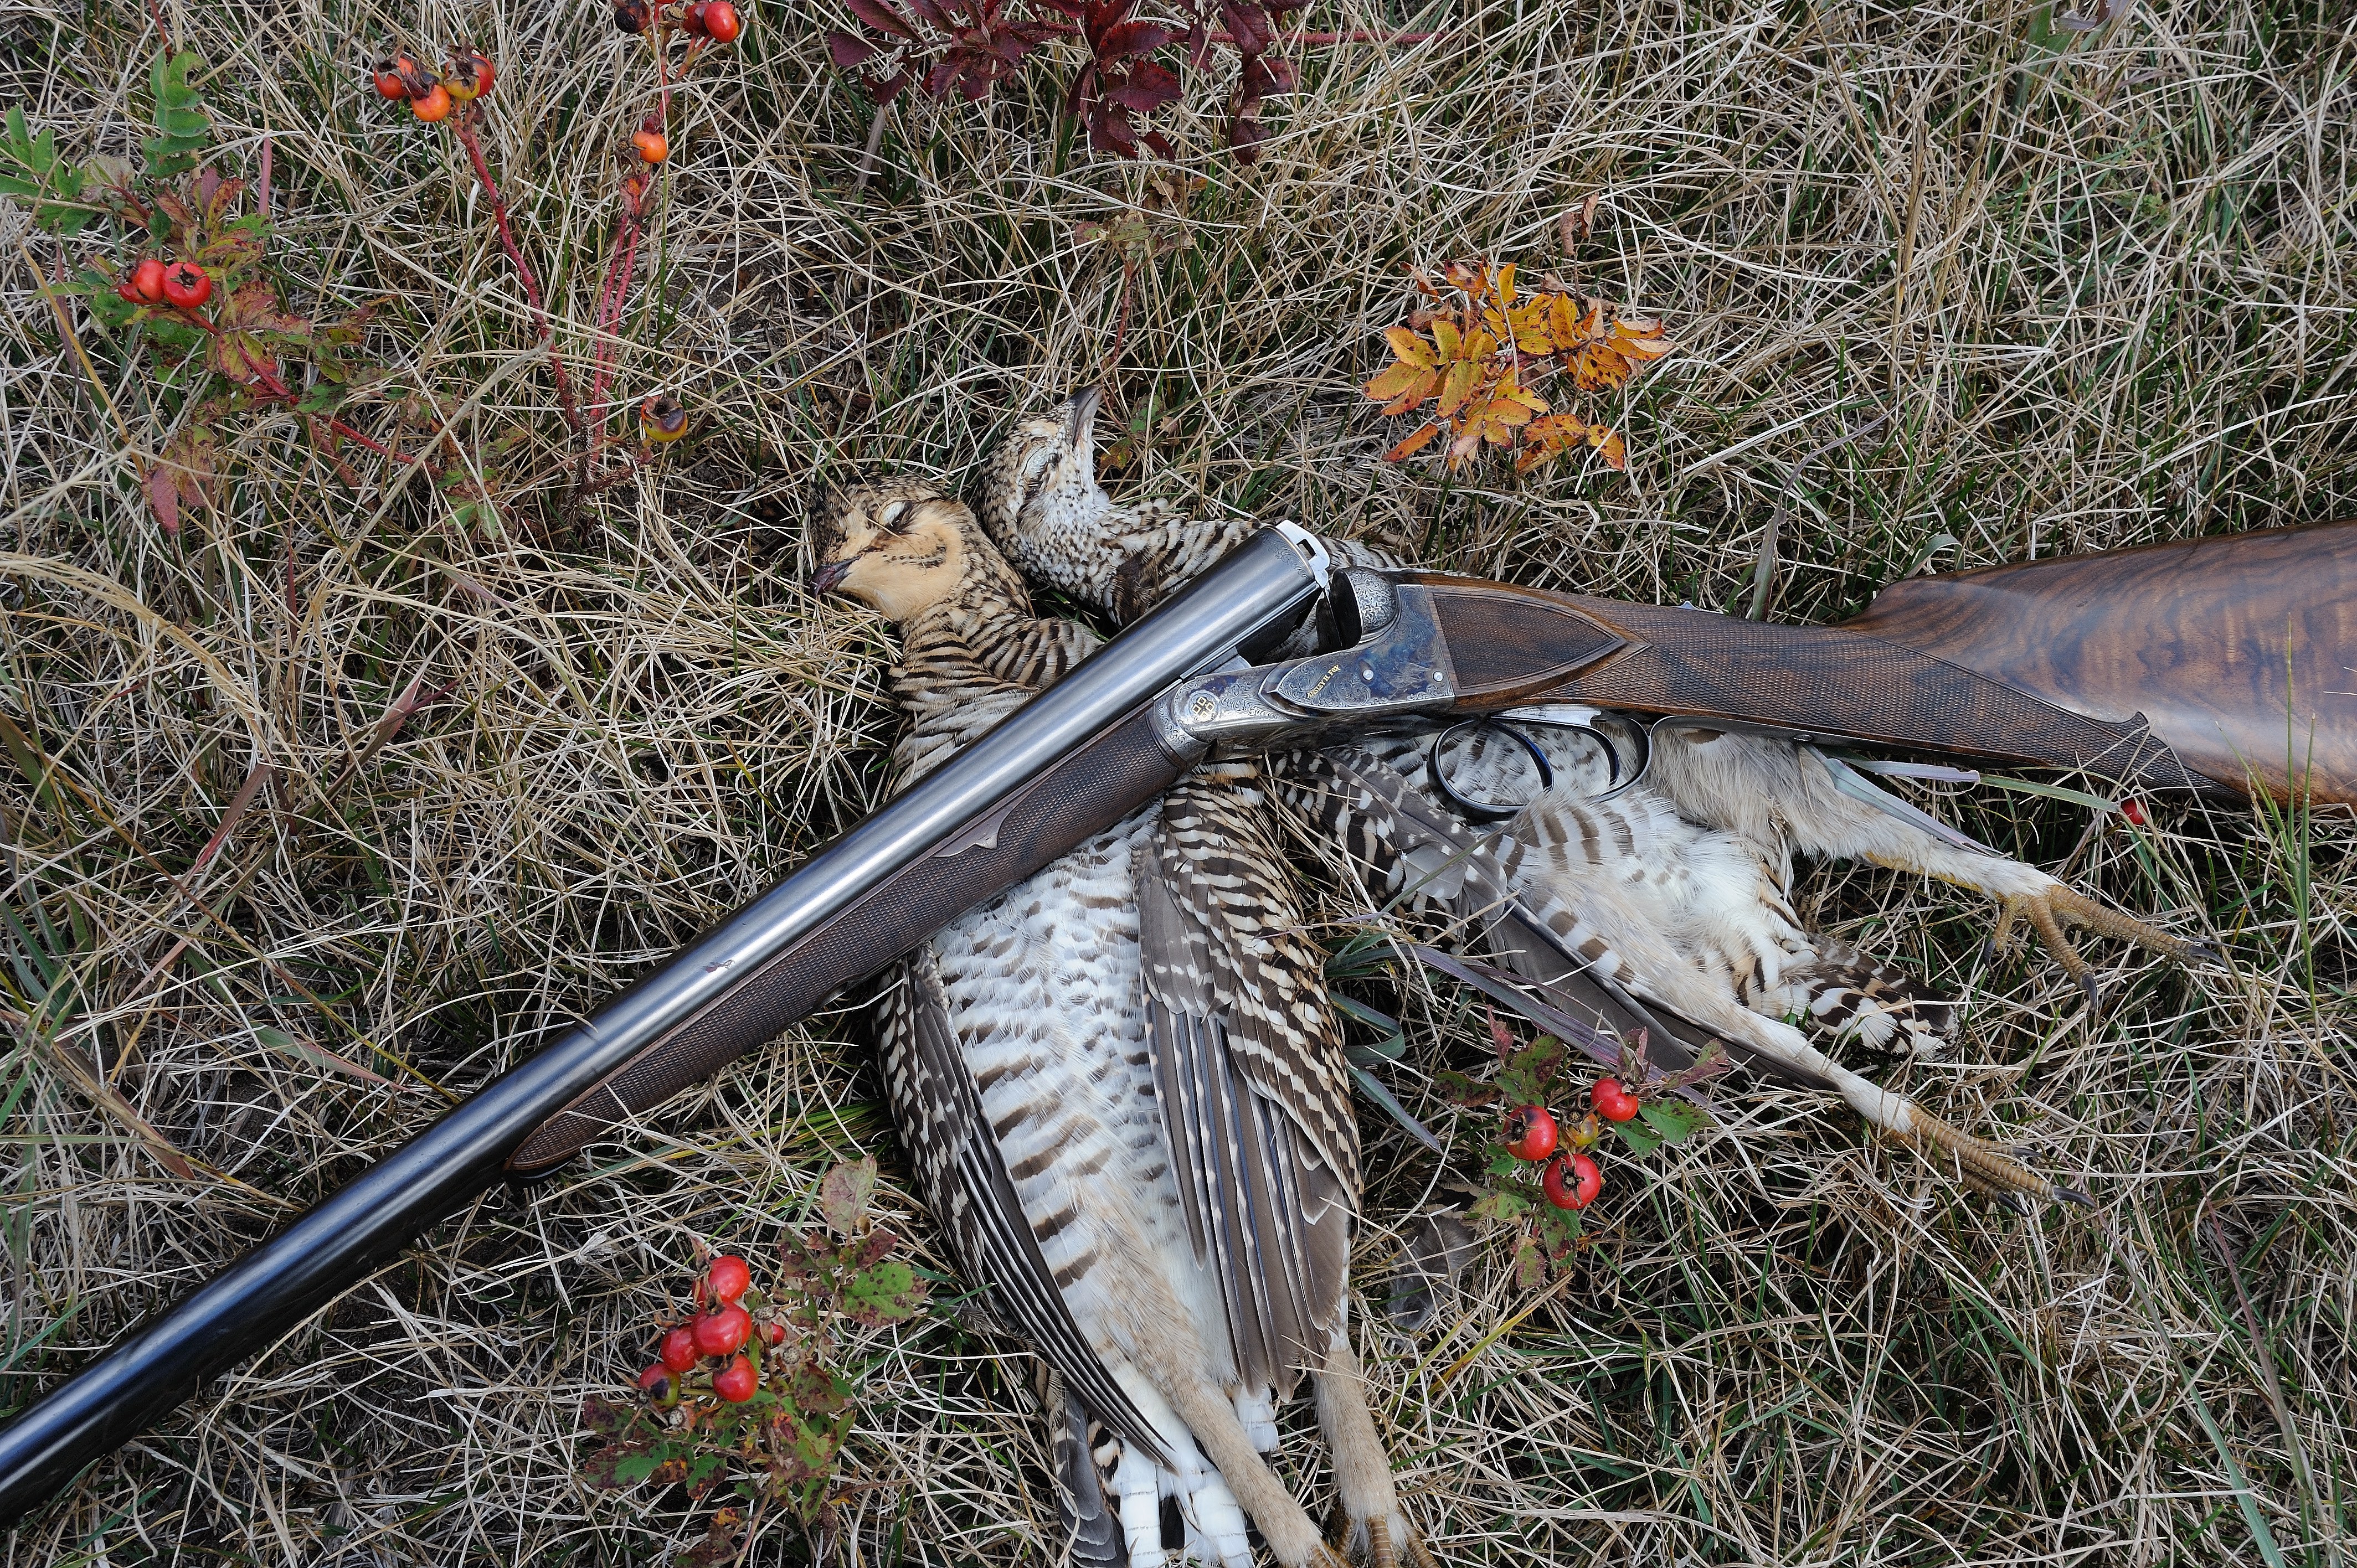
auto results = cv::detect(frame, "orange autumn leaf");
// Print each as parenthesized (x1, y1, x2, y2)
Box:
(1363, 256, 1670, 477)
(1437, 357, 1481, 419)
(1383, 421, 1442, 462)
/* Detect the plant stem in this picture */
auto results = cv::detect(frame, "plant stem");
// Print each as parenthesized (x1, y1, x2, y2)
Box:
(450, 107, 584, 444)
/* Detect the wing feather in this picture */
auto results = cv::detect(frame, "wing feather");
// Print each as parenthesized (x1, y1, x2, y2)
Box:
(877, 953, 1171, 1464)
(1267, 742, 1830, 1084)
(1139, 770, 1356, 1395)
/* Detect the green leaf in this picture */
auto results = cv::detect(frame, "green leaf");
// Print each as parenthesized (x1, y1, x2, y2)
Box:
(1332, 993, 1399, 1038)
(1638, 1100, 1704, 1145)
(840, 1258, 925, 1325)
(1346, 1062, 1443, 1154)
(1468, 1188, 1529, 1224)
(1972, 772, 2120, 814)
(1609, 1117, 1662, 1155)
(142, 53, 210, 178)
(1496, 1035, 1565, 1106)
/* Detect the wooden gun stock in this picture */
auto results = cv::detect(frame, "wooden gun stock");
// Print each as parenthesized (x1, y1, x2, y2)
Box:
(1412, 519, 2357, 804)
(1416, 576, 2216, 793)
(1845, 521, 2357, 805)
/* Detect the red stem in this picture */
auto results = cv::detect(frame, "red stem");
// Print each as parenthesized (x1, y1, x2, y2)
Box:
(450, 108, 584, 441)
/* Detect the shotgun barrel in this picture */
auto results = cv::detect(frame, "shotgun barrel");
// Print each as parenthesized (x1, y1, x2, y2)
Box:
(0, 528, 1327, 1528)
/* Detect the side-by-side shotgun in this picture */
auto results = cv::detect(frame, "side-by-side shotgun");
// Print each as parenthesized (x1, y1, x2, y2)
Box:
(1, 519, 2349, 1524)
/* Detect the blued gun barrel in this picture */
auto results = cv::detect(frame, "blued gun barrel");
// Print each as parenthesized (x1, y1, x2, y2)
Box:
(0, 528, 1327, 1528)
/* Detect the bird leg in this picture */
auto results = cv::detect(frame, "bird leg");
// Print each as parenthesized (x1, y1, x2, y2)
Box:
(1312, 1335, 1437, 1568)
(1647, 731, 2222, 1008)
(1145, 1359, 1344, 1568)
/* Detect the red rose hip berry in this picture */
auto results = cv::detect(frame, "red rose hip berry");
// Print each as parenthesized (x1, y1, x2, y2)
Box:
(1502, 1105, 1558, 1161)
(631, 127, 669, 164)
(161, 261, 211, 309)
(1544, 1152, 1603, 1209)
(693, 1302, 752, 1358)
(659, 1325, 698, 1373)
(713, 1354, 758, 1403)
(131, 257, 169, 303)
(444, 51, 495, 102)
(706, 1254, 750, 1303)
(637, 1363, 672, 1398)
(1591, 1077, 1639, 1123)
(702, 2, 742, 42)
(372, 59, 411, 100)
(2121, 797, 2149, 827)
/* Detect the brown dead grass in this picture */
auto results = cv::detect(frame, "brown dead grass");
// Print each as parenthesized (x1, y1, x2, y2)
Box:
(2, 0, 2354, 1562)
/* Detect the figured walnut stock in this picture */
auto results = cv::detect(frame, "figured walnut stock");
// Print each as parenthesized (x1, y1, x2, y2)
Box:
(1845, 522, 2357, 806)
(506, 705, 1187, 1174)
(1412, 577, 2219, 794)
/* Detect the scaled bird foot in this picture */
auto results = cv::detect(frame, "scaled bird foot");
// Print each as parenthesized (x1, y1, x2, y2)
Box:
(1327, 1503, 1439, 1568)
(1898, 1104, 2092, 1209)
(1987, 883, 2220, 1013)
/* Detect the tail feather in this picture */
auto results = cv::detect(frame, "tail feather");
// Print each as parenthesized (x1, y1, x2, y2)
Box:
(1038, 1366, 1124, 1566)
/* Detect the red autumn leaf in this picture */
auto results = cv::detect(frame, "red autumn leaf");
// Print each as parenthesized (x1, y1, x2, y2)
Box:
(1086, 101, 1139, 156)
(1103, 61, 1180, 111)
(843, 0, 918, 39)
(826, 29, 879, 68)
(1095, 19, 1171, 59)
(145, 466, 180, 536)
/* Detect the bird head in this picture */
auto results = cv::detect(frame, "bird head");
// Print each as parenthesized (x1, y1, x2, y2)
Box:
(809, 479, 1023, 622)
(974, 389, 1119, 601)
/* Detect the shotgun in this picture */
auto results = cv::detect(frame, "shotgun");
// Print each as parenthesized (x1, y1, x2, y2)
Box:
(2, 518, 2348, 1525)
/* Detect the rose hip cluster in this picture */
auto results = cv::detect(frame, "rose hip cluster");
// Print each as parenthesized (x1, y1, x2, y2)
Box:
(1501, 1076, 1645, 1210)
(114, 256, 212, 312)
(372, 49, 496, 123)
(638, 1254, 783, 1407)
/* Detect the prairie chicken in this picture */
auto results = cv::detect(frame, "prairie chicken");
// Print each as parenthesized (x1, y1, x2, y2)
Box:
(977, 391, 2217, 1203)
(810, 478, 1426, 1567)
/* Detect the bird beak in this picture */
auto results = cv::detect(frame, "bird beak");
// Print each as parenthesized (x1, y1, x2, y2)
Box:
(1063, 387, 1104, 446)
(808, 556, 855, 595)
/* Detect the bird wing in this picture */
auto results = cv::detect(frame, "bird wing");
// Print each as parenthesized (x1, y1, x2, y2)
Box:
(1137, 765, 1358, 1396)
(876, 952, 1172, 1465)
(1268, 739, 1784, 1081)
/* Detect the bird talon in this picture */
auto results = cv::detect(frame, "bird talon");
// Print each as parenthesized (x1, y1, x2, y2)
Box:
(1367, 1516, 1397, 1568)
(1996, 884, 2212, 1002)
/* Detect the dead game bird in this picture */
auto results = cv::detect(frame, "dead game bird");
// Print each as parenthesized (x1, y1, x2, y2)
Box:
(810, 478, 1432, 1568)
(976, 390, 2220, 1204)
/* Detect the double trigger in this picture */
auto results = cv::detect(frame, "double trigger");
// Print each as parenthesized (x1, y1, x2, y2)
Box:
(1423, 704, 1651, 823)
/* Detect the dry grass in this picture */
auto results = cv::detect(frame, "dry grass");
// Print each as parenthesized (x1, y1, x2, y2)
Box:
(3, 0, 2354, 1562)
